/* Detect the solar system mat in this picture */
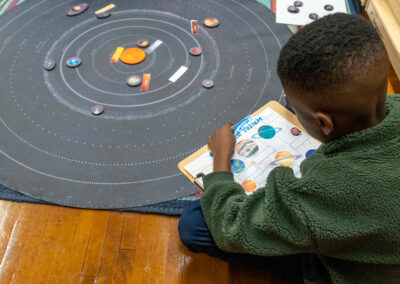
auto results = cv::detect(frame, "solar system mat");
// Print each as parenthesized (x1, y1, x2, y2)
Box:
(0, 0, 291, 209)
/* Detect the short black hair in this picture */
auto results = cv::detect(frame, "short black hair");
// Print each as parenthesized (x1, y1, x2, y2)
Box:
(277, 13, 388, 93)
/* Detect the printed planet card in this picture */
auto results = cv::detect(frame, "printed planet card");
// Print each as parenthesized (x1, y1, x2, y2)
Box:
(179, 101, 321, 194)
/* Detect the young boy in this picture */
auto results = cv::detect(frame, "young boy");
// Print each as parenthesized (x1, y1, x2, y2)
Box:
(178, 13, 400, 283)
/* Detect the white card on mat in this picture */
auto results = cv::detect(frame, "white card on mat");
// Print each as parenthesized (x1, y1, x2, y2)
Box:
(276, 0, 348, 26)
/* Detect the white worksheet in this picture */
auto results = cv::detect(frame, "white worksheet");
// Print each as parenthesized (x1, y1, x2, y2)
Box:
(184, 107, 321, 194)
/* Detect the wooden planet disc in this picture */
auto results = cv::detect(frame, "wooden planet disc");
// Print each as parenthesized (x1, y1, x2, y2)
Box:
(137, 39, 150, 48)
(67, 3, 88, 16)
(203, 17, 219, 28)
(120, 48, 146, 65)
(189, 47, 202, 56)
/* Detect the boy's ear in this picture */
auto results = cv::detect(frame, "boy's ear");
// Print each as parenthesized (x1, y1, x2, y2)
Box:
(315, 111, 334, 137)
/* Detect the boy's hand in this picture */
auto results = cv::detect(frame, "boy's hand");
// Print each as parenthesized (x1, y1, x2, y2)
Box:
(208, 122, 236, 172)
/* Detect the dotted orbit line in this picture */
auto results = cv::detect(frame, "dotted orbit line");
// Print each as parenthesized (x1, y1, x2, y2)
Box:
(0, 149, 183, 185)
(6, 23, 202, 166)
(207, 0, 273, 116)
(1, 116, 200, 167)
(190, 1, 253, 73)
(14, 58, 239, 149)
(8, 48, 201, 165)
(4, 0, 271, 133)
(193, 2, 253, 122)
(9, 20, 244, 149)
(41, 13, 214, 118)
(0, 0, 186, 186)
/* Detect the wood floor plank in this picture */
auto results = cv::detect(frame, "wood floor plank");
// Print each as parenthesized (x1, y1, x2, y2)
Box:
(182, 252, 227, 284)
(95, 276, 110, 284)
(81, 211, 110, 277)
(97, 212, 125, 283)
(213, 258, 230, 284)
(230, 263, 282, 284)
(10, 204, 51, 283)
(147, 216, 172, 284)
(174, 214, 228, 284)
(79, 275, 96, 284)
(47, 205, 79, 225)
(114, 249, 136, 284)
(0, 203, 41, 283)
(47, 207, 82, 284)
(164, 217, 186, 284)
(62, 209, 95, 283)
(0, 201, 12, 241)
(130, 214, 156, 284)
(29, 206, 80, 284)
(0, 202, 20, 265)
(120, 213, 140, 250)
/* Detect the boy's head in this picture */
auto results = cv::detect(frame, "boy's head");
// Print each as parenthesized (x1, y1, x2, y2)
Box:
(277, 13, 390, 143)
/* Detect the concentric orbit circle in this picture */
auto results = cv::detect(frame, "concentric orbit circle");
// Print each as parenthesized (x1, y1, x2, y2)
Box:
(91, 38, 158, 84)
(43, 12, 220, 115)
(106, 38, 163, 76)
(59, 19, 193, 97)
(72, 23, 190, 96)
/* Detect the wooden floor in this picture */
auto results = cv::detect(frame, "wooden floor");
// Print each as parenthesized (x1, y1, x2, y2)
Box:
(0, 200, 283, 284)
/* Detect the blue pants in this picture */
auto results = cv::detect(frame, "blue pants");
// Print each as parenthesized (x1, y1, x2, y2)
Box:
(178, 200, 328, 282)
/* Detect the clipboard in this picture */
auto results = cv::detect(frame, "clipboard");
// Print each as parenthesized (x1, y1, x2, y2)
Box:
(178, 100, 310, 191)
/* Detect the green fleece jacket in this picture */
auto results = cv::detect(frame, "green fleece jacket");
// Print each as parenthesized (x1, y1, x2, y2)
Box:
(201, 95, 400, 283)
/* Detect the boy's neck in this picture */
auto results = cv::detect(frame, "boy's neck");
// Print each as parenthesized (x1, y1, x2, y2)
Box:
(330, 95, 387, 141)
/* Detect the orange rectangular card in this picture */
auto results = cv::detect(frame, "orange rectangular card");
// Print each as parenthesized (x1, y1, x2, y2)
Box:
(141, 73, 151, 92)
(191, 20, 199, 34)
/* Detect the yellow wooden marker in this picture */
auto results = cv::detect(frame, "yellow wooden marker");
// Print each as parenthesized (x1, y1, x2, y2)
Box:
(110, 47, 124, 63)
(95, 3, 116, 15)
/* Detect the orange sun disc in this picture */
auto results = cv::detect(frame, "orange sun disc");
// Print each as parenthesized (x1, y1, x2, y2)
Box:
(120, 48, 146, 65)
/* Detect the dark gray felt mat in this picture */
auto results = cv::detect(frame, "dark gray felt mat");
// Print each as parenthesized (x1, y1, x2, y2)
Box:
(0, 184, 193, 215)
(0, 0, 291, 209)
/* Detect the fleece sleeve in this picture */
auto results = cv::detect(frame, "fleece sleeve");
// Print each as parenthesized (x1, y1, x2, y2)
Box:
(200, 168, 318, 256)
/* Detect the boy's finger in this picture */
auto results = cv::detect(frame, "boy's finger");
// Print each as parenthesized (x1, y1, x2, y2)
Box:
(223, 122, 234, 130)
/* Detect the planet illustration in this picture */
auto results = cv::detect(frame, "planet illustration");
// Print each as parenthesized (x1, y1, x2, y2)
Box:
(231, 159, 245, 173)
(305, 149, 316, 158)
(269, 151, 302, 167)
(235, 139, 259, 158)
(251, 125, 282, 139)
(242, 180, 257, 193)
(290, 127, 302, 136)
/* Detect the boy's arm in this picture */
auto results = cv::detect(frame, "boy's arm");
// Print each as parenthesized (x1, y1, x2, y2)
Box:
(200, 167, 317, 256)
